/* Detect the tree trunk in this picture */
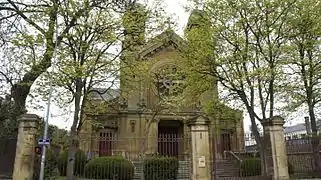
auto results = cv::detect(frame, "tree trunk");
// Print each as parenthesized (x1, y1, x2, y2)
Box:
(66, 136, 77, 180)
(249, 114, 267, 176)
(308, 106, 321, 172)
(67, 79, 82, 180)
(258, 135, 267, 177)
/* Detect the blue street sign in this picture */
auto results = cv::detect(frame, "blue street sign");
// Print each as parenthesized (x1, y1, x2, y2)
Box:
(38, 139, 51, 145)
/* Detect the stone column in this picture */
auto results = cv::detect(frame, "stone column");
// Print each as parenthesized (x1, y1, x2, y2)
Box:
(117, 108, 128, 157)
(79, 115, 93, 153)
(262, 116, 289, 180)
(183, 122, 191, 160)
(146, 118, 158, 154)
(237, 116, 245, 150)
(188, 114, 211, 180)
(13, 114, 40, 180)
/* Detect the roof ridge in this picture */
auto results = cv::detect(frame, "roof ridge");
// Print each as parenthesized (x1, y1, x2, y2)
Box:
(138, 30, 186, 58)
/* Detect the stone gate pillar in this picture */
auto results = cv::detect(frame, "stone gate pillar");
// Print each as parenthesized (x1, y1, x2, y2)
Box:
(145, 118, 158, 154)
(13, 114, 40, 180)
(262, 116, 289, 180)
(188, 114, 211, 180)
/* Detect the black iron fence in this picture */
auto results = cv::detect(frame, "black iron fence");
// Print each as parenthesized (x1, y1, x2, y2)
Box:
(29, 130, 321, 179)
(285, 133, 321, 179)
(243, 132, 321, 179)
(211, 133, 270, 180)
(33, 133, 191, 180)
(0, 137, 17, 179)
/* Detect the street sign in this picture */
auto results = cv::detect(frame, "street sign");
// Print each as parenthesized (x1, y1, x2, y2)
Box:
(38, 139, 51, 145)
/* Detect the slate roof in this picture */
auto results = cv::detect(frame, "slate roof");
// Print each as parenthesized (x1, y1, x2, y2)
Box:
(284, 123, 306, 134)
(284, 121, 321, 134)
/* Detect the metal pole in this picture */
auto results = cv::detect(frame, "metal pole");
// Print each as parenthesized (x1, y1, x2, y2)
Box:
(39, 17, 59, 180)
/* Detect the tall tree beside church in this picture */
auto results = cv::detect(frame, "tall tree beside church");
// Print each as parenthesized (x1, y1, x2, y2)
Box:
(283, 0, 321, 171)
(36, 5, 125, 179)
(0, 0, 113, 135)
(33, 1, 170, 178)
(182, 0, 295, 174)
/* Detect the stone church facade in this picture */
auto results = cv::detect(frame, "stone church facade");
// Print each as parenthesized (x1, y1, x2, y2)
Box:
(79, 6, 245, 161)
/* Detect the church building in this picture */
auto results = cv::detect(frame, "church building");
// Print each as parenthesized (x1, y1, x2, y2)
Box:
(79, 4, 245, 161)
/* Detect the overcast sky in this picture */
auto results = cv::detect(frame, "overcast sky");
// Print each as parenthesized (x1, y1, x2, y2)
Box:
(25, 0, 306, 131)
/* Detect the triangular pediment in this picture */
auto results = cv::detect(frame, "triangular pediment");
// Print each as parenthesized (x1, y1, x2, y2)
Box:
(139, 29, 187, 58)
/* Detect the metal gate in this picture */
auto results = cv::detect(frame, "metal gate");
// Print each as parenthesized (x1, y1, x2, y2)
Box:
(0, 138, 17, 178)
(211, 133, 270, 180)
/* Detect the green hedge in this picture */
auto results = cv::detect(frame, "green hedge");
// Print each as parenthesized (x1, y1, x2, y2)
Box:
(84, 156, 134, 180)
(33, 148, 59, 180)
(240, 158, 261, 176)
(57, 149, 87, 176)
(240, 158, 294, 177)
(143, 156, 179, 180)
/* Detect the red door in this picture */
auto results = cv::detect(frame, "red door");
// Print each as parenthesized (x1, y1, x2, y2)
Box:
(99, 132, 113, 156)
(158, 127, 179, 157)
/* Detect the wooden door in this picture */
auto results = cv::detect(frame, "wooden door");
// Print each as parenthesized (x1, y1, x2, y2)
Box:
(99, 132, 113, 156)
(221, 133, 231, 153)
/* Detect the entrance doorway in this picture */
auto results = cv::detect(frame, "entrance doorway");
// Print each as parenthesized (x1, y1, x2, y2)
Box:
(99, 131, 114, 156)
(158, 120, 183, 157)
(220, 133, 232, 154)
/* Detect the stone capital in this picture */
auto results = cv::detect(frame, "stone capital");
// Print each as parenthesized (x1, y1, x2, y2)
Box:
(262, 115, 285, 127)
(18, 114, 40, 129)
(187, 114, 210, 126)
(18, 113, 40, 123)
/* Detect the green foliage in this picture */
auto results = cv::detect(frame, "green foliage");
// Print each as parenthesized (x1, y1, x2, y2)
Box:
(240, 158, 294, 177)
(57, 149, 87, 176)
(0, 96, 18, 137)
(240, 158, 261, 177)
(84, 156, 134, 180)
(33, 148, 59, 180)
(37, 124, 69, 148)
(143, 156, 179, 180)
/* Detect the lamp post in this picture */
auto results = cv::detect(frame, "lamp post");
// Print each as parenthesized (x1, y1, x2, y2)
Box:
(39, 16, 59, 180)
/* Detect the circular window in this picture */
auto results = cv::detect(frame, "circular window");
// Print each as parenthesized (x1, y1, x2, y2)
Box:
(152, 63, 185, 97)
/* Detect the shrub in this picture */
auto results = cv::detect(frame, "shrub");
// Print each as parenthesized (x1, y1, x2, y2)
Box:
(84, 156, 134, 180)
(240, 158, 261, 177)
(143, 156, 179, 180)
(240, 158, 294, 177)
(33, 148, 59, 180)
(57, 149, 87, 176)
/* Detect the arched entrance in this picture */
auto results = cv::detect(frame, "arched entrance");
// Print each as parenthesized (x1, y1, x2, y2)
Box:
(157, 120, 183, 157)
